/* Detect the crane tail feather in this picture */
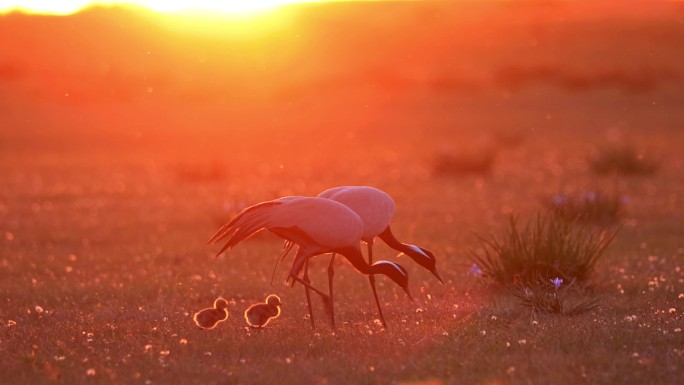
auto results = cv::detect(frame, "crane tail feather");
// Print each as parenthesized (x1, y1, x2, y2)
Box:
(208, 200, 282, 255)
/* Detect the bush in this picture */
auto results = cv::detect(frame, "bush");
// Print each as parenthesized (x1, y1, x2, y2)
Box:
(546, 191, 628, 224)
(469, 213, 618, 288)
(432, 147, 497, 176)
(589, 145, 659, 176)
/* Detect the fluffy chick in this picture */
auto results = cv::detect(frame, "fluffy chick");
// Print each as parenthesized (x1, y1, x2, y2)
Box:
(193, 297, 229, 330)
(244, 294, 282, 328)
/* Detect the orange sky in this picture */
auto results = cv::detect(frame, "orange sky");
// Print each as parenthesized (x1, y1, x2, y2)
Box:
(1, 0, 681, 154)
(0, 0, 340, 15)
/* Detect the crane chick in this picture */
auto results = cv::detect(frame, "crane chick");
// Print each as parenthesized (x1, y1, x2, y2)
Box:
(193, 297, 229, 330)
(245, 294, 282, 328)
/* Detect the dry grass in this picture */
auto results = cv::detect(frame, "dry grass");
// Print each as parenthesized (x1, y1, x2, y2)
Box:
(2, 126, 682, 385)
(469, 213, 618, 287)
(545, 190, 628, 224)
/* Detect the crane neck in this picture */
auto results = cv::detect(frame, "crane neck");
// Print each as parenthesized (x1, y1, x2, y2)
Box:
(378, 226, 411, 254)
(336, 245, 373, 274)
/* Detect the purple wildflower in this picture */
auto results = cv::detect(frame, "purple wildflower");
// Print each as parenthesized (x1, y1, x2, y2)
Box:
(552, 195, 568, 206)
(468, 263, 483, 277)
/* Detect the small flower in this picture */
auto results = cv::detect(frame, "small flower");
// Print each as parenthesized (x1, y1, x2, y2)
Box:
(583, 191, 597, 202)
(550, 277, 563, 290)
(552, 195, 568, 206)
(523, 287, 533, 297)
(468, 263, 483, 276)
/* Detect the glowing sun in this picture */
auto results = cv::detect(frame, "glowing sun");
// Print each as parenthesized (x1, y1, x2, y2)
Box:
(0, 0, 326, 15)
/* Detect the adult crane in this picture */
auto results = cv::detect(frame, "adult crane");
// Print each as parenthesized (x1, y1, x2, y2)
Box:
(317, 186, 442, 327)
(208, 196, 412, 328)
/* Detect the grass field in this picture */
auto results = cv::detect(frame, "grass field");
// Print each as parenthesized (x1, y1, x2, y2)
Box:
(1, 1, 683, 384)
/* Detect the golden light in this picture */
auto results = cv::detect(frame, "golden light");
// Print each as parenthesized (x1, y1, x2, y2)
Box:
(137, 0, 303, 14)
(0, 0, 94, 14)
(0, 0, 332, 15)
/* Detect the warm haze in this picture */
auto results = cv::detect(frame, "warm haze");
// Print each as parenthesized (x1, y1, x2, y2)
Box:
(1, 1, 683, 385)
(1, 0, 330, 15)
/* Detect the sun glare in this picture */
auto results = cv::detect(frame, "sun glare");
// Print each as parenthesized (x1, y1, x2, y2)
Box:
(0, 0, 93, 14)
(0, 0, 328, 15)
(139, 0, 300, 14)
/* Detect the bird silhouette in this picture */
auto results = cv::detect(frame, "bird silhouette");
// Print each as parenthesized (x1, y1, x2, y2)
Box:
(193, 297, 229, 330)
(208, 196, 412, 329)
(315, 186, 442, 327)
(245, 294, 282, 328)
(318, 186, 442, 280)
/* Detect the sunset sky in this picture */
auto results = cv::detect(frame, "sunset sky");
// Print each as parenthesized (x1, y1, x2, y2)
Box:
(1, 0, 680, 148)
(0, 0, 339, 15)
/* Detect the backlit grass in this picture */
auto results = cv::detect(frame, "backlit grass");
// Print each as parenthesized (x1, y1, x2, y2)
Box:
(469, 213, 619, 288)
(2, 143, 681, 385)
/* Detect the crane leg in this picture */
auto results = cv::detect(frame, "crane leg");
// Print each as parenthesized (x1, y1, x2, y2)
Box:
(289, 249, 331, 329)
(366, 239, 387, 328)
(302, 258, 315, 329)
(327, 253, 336, 329)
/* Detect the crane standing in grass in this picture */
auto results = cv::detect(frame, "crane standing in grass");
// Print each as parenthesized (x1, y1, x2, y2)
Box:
(316, 186, 443, 328)
(208, 196, 412, 329)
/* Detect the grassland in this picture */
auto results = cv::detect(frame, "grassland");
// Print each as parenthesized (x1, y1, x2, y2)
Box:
(1, 1, 683, 384)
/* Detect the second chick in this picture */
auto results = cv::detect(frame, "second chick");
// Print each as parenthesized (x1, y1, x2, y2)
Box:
(245, 294, 282, 328)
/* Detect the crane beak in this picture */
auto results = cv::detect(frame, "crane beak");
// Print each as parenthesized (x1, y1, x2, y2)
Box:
(404, 287, 414, 302)
(285, 274, 295, 288)
(433, 269, 445, 284)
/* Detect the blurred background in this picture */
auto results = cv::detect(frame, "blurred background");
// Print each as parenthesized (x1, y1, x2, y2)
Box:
(2, 0, 683, 257)
(3, 1, 682, 166)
